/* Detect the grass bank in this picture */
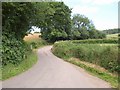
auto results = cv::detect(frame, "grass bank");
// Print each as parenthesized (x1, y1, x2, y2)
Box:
(1, 33, 49, 80)
(106, 33, 119, 39)
(63, 58, 118, 88)
(24, 33, 49, 49)
(2, 51, 37, 80)
(52, 40, 118, 88)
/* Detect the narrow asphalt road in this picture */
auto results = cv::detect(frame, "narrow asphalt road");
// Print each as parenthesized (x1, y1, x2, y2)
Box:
(3, 46, 111, 88)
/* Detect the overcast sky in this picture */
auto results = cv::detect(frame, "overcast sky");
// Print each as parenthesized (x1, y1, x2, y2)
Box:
(56, 0, 119, 30)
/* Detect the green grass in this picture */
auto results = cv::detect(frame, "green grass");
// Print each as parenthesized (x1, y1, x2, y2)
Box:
(2, 51, 37, 80)
(52, 40, 119, 88)
(24, 34, 49, 49)
(106, 33, 119, 39)
(71, 39, 118, 44)
(1, 34, 49, 80)
(53, 41, 118, 73)
(0, 66, 1, 80)
(26, 38, 49, 49)
(64, 58, 118, 88)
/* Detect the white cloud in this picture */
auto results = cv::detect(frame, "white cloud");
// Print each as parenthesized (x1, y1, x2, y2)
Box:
(80, 0, 92, 4)
(56, 0, 118, 30)
(93, 0, 119, 5)
(59, 0, 119, 8)
(94, 20, 118, 30)
(72, 6, 99, 15)
(80, 0, 119, 5)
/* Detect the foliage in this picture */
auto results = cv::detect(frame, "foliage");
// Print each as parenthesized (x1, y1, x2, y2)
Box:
(2, 2, 37, 39)
(71, 14, 106, 40)
(106, 33, 119, 39)
(52, 40, 119, 73)
(2, 2, 71, 66)
(2, 2, 37, 66)
(23, 33, 49, 49)
(63, 58, 118, 88)
(39, 2, 72, 42)
(2, 51, 37, 80)
(71, 39, 118, 44)
(2, 32, 31, 66)
(102, 28, 119, 34)
(26, 38, 49, 49)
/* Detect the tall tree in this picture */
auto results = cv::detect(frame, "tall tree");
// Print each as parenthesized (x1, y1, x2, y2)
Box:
(72, 14, 105, 39)
(2, 2, 38, 40)
(2, 2, 38, 65)
(40, 2, 72, 42)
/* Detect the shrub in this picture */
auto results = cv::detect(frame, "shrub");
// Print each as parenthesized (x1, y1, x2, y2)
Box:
(52, 40, 119, 73)
(71, 39, 118, 44)
(2, 32, 31, 66)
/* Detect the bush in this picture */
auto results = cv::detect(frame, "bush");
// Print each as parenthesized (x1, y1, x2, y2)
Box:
(52, 40, 119, 73)
(27, 39, 48, 49)
(30, 42, 38, 49)
(71, 39, 118, 44)
(2, 2, 37, 66)
(2, 32, 31, 66)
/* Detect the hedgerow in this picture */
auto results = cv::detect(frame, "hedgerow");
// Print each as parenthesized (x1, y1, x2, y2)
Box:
(2, 2, 36, 66)
(2, 32, 31, 66)
(52, 40, 119, 73)
(71, 39, 118, 44)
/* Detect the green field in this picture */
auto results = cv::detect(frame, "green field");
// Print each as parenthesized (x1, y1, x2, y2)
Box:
(24, 33, 49, 49)
(106, 33, 119, 39)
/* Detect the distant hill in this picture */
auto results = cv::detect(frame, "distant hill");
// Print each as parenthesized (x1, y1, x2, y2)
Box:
(102, 28, 119, 34)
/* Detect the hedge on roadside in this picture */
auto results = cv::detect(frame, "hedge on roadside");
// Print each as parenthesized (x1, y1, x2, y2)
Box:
(2, 32, 31, 66)
(52, 41, 119, 73)
(71, 39, 118, 44)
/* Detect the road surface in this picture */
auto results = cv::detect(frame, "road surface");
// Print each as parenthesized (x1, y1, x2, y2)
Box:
(3, 46, 111, 88)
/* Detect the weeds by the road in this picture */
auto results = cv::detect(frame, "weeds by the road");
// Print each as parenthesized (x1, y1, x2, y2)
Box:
(52, 40, 118, 88)
(52, 41, 118, 73)
(66, 58, 118, 88)
(24, 33, 49, 49)
(2, 51, 37, 80)
(2, 33, 49, 80)
(106, 33, 119, 39)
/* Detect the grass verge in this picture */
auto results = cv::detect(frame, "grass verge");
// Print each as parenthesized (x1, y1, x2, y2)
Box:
(2, 50, 37, 80)
(52, 40, 118, 88)
(1, 33, 49, 80)
(63, 58, 118, 88)
(53, 42, 118, 73)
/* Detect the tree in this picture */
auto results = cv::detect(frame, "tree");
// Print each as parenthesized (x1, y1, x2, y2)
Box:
(72, 14, 106, 39)
(40, 2, 72, 42)
(71, 29, 81, 40)
(2, 2, 38, 65)
(72, 14, 90, 30)
(102, 28, 119, 34)
(2, 2, 38, 40)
